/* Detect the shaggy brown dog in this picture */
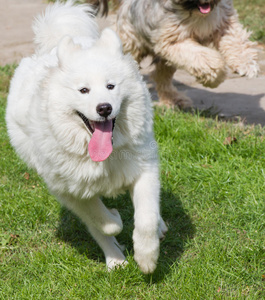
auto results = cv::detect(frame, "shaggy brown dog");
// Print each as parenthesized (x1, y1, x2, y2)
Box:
(116, 0, 259, 108)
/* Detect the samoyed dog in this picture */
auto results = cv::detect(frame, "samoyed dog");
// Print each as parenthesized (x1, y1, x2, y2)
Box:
(6, 1, 167, 274)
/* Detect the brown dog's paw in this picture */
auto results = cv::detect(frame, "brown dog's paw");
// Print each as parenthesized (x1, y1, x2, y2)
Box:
(158, 89, 193, 110)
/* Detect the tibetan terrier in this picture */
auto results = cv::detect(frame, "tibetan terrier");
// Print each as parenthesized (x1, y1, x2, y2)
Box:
(116, 0, 259, 108)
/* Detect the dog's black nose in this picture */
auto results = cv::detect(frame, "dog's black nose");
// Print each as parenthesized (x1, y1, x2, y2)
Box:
(96, 103, 112, 118)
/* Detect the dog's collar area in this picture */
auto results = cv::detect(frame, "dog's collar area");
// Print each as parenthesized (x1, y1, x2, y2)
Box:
(76, 110, 116, 135)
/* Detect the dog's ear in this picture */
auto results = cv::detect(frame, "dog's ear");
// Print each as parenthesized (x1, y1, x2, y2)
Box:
(57, 36, 81, 68)
(97, 28, 123, 56)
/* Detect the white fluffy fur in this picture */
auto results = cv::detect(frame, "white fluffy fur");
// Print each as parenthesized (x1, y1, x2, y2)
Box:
(6, 1, 167, 274)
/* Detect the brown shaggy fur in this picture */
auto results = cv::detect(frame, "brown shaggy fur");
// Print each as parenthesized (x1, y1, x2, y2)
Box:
(116, 0, 259, 108)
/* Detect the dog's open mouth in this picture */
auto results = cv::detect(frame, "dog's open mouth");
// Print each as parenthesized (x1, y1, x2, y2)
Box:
(77, 111, 115, 162)
(198, 3, 211, 14)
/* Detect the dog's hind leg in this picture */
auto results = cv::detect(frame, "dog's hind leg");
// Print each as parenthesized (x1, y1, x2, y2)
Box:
(87, 222, 127, 271)
(57, 195, 126, 270)
(57, 195, 123, 237)
(151, 59, 193, 109)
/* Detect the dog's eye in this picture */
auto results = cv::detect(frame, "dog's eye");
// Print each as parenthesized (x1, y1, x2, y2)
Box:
(106, 84, 115, 90)
(79, 88, 90, 94)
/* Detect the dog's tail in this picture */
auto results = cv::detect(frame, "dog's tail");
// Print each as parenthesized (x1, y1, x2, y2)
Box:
(32, 1, 99, 55)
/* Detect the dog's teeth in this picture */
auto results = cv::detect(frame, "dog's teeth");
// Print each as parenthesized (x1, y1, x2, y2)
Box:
(89, 121, 95, 131)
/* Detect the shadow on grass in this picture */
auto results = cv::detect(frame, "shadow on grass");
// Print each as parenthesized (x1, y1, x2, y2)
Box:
(56, 189, 195, 281)
(150, 189, 195, 282)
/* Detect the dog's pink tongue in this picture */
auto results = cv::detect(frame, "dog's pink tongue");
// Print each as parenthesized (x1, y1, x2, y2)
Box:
(88, 120, 113, 162)
(198, 3, 211, 14)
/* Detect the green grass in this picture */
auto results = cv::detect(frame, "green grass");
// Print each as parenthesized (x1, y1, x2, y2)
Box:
(1, 61, 265, 299)
(234, 0, 265, 44)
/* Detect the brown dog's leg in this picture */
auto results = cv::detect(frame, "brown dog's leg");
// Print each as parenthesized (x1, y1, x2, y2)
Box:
(151, 59, 192, 109)
(219, 15, 259, 78)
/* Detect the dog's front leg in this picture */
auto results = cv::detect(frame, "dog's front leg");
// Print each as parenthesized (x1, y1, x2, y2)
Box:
(130, 168, 163, 274)
(218, 15, 259, 78)
(156, 38, 226, 88)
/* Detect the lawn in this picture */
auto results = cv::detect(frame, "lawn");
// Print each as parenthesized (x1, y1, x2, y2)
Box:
(1, 63, 265, 299)
(1, 1, 265, 298)
(234, 0, 265, 44)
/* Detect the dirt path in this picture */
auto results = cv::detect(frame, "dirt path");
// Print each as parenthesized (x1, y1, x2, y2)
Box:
(1, 0, 265, 125)
(0, 0, 48, 65)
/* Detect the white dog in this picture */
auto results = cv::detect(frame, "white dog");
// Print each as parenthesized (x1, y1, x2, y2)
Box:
(6, 1, 167, 274)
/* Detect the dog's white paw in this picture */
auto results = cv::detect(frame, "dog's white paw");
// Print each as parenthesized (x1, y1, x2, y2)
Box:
(106, 257, 128, 271)
(133, 230, 160, 274)
(101, 209, 123, 236)
(134, 243, 159, 274)
(104, 237, 127, 271)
